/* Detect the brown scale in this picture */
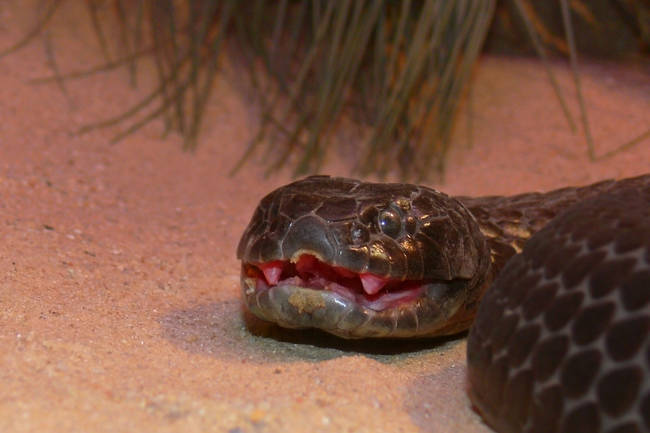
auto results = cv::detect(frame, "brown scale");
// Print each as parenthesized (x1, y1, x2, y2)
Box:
(457, 176, 645, 274)
(238, 173, 650, 431)
(466, 177, 650, 433)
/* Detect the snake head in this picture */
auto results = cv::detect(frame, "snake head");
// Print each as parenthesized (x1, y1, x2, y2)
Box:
(236, 175, 491, 338)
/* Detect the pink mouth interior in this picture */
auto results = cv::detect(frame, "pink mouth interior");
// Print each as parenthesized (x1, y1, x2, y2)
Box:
(248, 254, 426, 311)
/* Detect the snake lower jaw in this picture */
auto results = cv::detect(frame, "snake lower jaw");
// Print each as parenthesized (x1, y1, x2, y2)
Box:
(241, 274, 470, 339)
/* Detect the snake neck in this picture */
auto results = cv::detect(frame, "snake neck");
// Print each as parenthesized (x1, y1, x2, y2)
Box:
(431, 174, 650, 336)
(456, 174, 649, 275)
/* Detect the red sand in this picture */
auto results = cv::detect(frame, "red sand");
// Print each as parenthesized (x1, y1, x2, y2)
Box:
(1, 2, 648, 432)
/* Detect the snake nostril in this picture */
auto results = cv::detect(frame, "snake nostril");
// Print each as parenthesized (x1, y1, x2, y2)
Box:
(350, 223, 369, 245)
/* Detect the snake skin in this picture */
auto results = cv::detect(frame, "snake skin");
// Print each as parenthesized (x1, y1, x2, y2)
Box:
(237, 175, 492, 337)
(237, 173, 649, 432)
(467, 180, 650, 433)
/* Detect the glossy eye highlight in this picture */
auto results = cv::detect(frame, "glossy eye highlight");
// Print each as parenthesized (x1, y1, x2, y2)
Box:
(378, 207, 401, 238)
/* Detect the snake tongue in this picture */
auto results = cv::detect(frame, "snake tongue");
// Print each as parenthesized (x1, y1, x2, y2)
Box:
(360, 273, 388, 295)
(259, 260, 284, 285)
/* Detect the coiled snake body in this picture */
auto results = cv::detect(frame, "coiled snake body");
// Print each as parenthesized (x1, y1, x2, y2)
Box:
(237, 174, 650, 433)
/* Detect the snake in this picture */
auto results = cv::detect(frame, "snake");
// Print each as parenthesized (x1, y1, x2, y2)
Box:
(236, 174, 649, 433)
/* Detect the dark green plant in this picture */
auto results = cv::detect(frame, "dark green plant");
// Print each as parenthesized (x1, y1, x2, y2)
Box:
(2, 0, 648, 180)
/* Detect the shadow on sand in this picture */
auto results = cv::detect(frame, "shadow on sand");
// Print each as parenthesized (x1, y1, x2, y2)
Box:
(159, 298, 466, 364)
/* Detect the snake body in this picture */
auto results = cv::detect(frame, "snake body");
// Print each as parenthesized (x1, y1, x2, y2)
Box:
(237, 174, 649, 432)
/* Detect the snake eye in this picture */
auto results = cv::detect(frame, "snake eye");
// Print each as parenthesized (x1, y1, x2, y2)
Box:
(378, 208, 401, 238)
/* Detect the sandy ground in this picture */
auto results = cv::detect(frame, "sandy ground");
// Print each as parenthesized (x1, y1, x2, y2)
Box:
(0, 2, 648, 432)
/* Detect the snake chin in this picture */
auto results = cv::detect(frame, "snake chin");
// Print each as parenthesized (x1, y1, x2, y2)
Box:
(240, 254, 468, 338)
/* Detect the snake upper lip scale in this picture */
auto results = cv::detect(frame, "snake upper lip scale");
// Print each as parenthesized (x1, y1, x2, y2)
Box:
(236, 174, 650, 433)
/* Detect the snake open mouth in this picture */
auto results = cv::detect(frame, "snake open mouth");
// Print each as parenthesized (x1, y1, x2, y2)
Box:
(244, 254, 427, 311)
